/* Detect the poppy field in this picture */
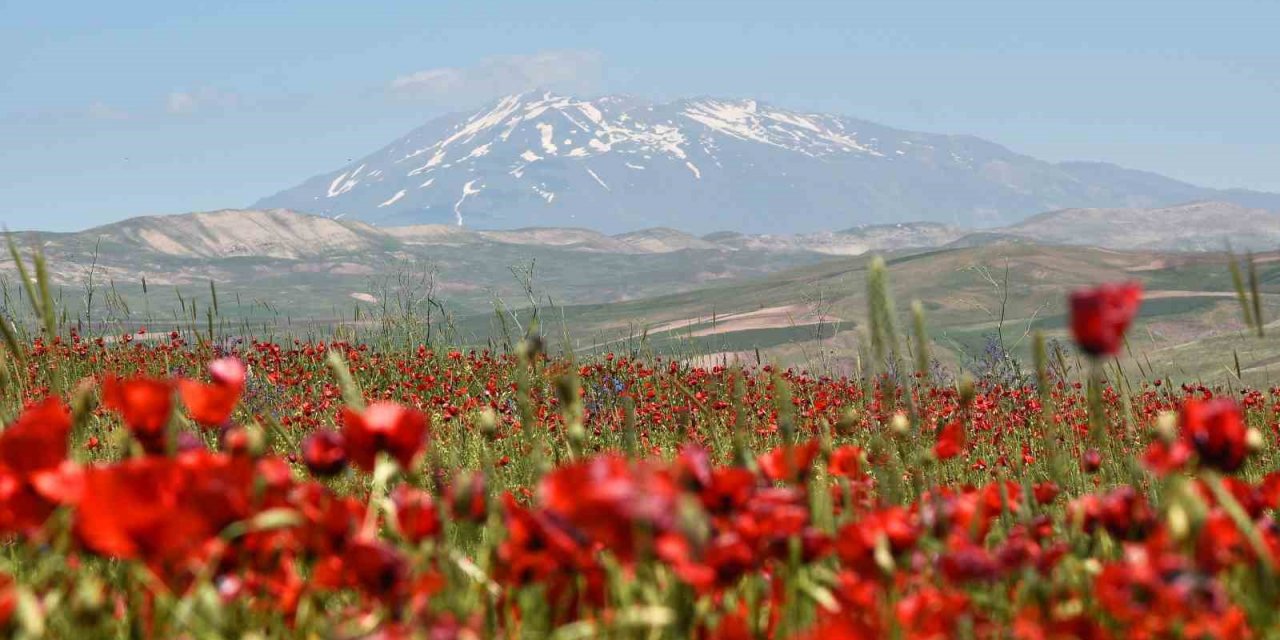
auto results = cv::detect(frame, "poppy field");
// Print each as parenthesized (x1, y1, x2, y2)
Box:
(1, 256, 1279, 639)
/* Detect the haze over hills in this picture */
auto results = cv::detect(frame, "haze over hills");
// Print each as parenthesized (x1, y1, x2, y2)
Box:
(254, 92, 1280, 234)
(1000, 201, 1280, 252)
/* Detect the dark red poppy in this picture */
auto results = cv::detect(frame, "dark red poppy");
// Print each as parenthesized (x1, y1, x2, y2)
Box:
(1081, 448, 1102, 473)
(1071, 486, 1156, 541)
(179, 358, 246, 428)
(1068, 282, 1142, 357)
(497, 493, 590, 587)
(301, 430, 347, 477)
(101, 376, 173, 453)
(1180, 398, 1249, 473)
(346, 538, 409, 601)
(340, 402, 428, 472)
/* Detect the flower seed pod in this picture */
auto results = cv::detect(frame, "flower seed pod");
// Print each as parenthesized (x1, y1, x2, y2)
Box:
(958, 373, 976, 409)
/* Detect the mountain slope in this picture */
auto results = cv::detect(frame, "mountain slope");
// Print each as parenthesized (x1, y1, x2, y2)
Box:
(47, 209, 389, 260)
(254, 92, 1280, 235)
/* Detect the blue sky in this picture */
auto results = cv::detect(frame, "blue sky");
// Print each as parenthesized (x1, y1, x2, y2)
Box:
(2, 0, 1277, 231)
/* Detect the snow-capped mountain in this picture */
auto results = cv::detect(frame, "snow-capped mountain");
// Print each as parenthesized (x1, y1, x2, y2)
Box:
(255, 92, 1280, 234)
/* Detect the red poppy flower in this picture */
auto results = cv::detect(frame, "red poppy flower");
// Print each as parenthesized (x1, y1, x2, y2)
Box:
(1081, 449, 1102, 473)
(934, 421, 965, 460)
(301, 430, 347, 477)
(340, 402, 428, 472)
(101, 376, 173, 453)
(540, 455, 677, 560)
(0, 398, 71, 478)
(74, 457, 196, 560)
(497, 493, 590, 586)
(346, 538, 409, 601)
(392, 485, 441, 544)
(1068, 282, 1142, 357)
(0, 399, 80, 533)
(445, 471, 488, 523)
(1180, 398, 1249, 473)
(179, 357, 246, 428)
(828, 445, 864, 478)
(757, 441, 820, 484)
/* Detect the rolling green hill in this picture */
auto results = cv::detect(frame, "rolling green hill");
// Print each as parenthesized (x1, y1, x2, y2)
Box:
(449, 243, 1280, 384)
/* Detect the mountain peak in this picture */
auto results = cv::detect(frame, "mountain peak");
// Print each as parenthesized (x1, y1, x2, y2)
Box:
(254, 95, 1280, 234)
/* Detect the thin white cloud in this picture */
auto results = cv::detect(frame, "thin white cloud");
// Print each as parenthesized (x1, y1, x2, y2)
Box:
(86, 101, 129, 120)
(390, 50, 603, 104)
(166, 88, 240, 115)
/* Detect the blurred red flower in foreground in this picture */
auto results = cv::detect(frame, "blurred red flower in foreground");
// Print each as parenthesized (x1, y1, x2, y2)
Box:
(0, 399, 78, 534)
(301, 430, 348, 477)
(102, 376, 173, 453)
(179, 357, 246, 427)
(341, 402, 428, 472)
(934, 420, 965, 460)
(1180, 398, 1250, 473)
(1069, 282, 1143, 357)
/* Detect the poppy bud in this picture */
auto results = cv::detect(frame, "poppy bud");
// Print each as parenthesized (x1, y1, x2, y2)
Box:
(889, 412, 910, 436)
(1154, 411, 1178, 443)
(1167, 503, 1191, 541)
(476, 408, 499, 440)
(873, 533, 895, 574)
(836, 408, 858, 435)
(1247, 428, 1265, 452)
(958, 374, 976, 409)
(517, 336, 544, 362)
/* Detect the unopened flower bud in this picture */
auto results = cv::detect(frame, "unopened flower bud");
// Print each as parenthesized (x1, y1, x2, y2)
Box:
(836, 408, 858, 435)
(873, 533, 895, 574)
(1154, 411, 1178, 443)
(1247, 427, 1265, 452)
(476, 407, 499, 440)
(958, 374, 976, 408)
(889, 412, 911, 436)
(1168, 503, 1191, 541)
